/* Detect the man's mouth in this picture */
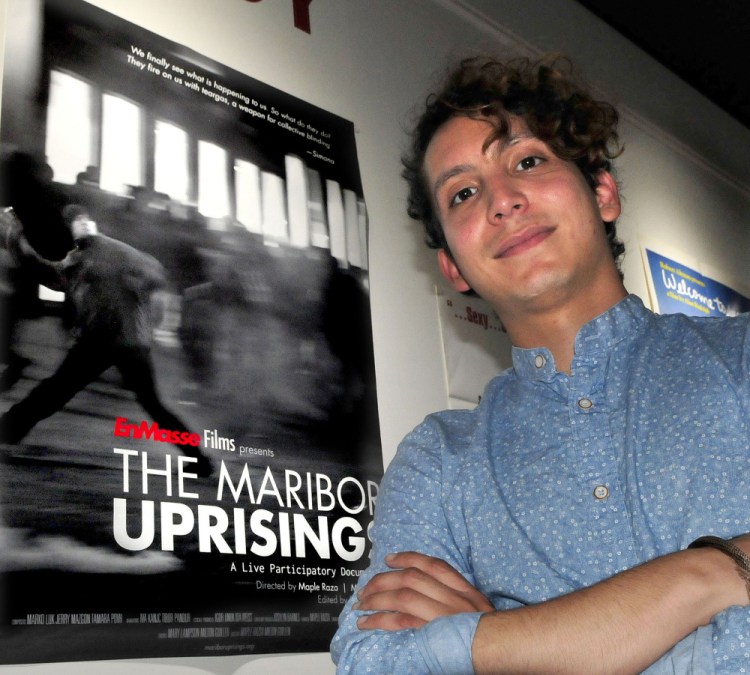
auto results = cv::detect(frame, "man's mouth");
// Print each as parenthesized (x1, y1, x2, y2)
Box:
(495, 226, 555, 258)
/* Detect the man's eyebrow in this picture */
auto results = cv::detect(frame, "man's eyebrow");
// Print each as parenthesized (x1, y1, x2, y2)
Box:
(431, 163, 474, 199)
(500, 131, 535, 149)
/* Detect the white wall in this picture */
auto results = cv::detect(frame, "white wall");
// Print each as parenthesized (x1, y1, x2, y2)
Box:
(1, 1, 749, 673)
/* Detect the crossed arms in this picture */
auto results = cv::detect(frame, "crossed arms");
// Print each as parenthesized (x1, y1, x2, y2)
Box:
(351, 545, 748, 674)
(332, 418, 750, 674)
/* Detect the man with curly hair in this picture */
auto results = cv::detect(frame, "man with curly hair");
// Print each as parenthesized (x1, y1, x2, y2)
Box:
(332, 56, 750, 673)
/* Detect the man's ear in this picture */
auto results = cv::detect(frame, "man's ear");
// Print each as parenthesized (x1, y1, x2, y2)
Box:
(595, 170, 622, 222)
(437, 248, 471, 293)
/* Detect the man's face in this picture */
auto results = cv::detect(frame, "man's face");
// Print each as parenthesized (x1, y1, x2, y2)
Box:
(71, 215, 97, 240)
(424, 115, 622, 318)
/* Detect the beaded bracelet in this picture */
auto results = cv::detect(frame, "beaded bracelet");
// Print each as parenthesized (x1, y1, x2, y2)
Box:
(688, 535, 750, 601)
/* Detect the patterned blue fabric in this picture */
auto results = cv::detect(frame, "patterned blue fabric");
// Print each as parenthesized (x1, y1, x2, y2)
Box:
(332, 295, 750, 674)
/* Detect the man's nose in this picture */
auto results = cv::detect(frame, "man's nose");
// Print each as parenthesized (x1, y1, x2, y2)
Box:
(486, 177, 528, 223)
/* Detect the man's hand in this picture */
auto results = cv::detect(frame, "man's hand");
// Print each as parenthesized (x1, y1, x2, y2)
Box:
(355, 551, 494, 631)
(0, 207, 25, 260)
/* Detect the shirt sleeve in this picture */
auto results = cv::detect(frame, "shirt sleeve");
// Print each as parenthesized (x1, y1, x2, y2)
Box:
(706, 313, 750, 673)
(331, 417, 481, 674)
(710, 607, 750, 673)
(642, 626, 714, 674)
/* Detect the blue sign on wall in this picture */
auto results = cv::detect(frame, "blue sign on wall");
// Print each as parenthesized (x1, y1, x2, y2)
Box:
(645, 249, 750, 317)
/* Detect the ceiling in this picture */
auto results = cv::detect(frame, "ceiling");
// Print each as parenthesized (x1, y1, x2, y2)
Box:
(572, 0, 750, 132)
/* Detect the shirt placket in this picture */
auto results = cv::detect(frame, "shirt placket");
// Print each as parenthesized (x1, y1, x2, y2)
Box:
(567, 352, 633, 576)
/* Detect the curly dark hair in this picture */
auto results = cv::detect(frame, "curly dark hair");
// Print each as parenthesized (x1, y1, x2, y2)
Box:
(402, 55, 625, 269)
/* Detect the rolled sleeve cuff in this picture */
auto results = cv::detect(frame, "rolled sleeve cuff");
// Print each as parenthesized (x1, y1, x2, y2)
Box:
(415, 612, 483, 675)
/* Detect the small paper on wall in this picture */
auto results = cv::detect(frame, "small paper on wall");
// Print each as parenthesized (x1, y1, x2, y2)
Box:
(436, 286, 512, 407)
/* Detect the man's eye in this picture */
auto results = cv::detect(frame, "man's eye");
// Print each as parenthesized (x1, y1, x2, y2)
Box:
(450, 186, 477, 206)
(516, 156, 544, 171)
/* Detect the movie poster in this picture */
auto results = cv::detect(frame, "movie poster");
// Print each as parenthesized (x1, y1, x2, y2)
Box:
(0, 0, 382, 663)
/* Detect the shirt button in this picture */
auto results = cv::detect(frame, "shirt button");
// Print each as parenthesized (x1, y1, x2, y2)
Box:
(593, 485, 609, 500)
(534, 354, 546, 368)
(577, 397, 593, 410)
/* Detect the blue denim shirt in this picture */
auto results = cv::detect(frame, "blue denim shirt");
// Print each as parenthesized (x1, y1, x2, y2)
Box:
(332, 296, 750, 674)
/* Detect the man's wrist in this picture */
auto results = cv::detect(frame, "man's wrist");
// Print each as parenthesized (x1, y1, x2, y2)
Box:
(688, 535, 750, 603)
(682, 544, 750, 611)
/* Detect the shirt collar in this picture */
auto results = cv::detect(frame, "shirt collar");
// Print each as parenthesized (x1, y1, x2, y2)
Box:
(512, 295, 650, 381)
